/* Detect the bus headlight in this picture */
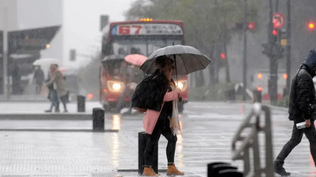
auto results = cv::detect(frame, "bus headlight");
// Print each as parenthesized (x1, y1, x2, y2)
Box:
(112, 83, 121, 91)
(107, 80, 124, 92)
(177, 82, 184, 90)
(175, 80, 187, 91)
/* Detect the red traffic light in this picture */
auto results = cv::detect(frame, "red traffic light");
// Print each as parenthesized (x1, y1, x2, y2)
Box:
(308, 22, 315, 30)
(247, 22, 255, 30)
(272, 29, 278, 36)
(220, 53, 226, 59)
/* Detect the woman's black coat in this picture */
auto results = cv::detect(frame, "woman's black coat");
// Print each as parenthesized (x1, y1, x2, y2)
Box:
(131, 69, 169, 112)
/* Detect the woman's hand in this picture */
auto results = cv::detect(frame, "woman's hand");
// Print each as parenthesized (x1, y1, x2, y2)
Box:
(175, 87, 181, 93)
(170, 80, 176, 87)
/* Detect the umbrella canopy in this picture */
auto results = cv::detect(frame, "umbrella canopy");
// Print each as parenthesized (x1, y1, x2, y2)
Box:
(140, 45, 212, 75)
(102, 54, 126, 62)
(124, 54, 147, 66)
(33, 58, 60, 66)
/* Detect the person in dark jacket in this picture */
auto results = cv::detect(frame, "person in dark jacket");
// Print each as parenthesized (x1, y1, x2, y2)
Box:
(33, 66, 44, 94)
(132, 56, 183, 176)
(274, 49, 316, 176)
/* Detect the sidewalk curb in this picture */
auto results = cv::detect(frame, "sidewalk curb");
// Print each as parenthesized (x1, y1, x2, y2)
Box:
(0, 113, 92, 120)
(0, 128, 119, 132)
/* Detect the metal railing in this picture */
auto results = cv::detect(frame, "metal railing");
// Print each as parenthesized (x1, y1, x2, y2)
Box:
(231, 103, 274, 177)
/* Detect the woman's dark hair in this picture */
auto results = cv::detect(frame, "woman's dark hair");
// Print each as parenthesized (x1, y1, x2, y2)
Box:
(152, 56, 174, 91)
(155, 55, 174, 69)
(152, 69, 170, 92)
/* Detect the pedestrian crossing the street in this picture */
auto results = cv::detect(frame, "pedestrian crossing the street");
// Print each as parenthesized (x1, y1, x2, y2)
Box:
(118, 102, 316, 176)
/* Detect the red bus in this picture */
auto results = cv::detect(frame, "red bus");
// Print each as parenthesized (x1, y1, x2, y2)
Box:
(100, 19, 188, 112)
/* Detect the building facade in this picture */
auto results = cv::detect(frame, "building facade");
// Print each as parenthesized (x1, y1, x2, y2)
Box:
(0, 0, 63, 95)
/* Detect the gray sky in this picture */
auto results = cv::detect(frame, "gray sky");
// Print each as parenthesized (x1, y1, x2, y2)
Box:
(63, 0, 137, 67)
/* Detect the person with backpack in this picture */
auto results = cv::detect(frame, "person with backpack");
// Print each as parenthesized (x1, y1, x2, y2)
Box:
(274, 49, 316, 176)
(132, 56, 184, 176)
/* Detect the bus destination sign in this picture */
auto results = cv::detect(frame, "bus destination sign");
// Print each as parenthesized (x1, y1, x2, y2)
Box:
(111, 23, 183, 36)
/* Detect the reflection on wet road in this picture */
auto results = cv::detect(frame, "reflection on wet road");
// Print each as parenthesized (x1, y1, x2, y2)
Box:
(0, 102, 314, 176)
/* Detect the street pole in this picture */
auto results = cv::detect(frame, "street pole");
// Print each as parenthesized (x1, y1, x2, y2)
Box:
(214, 0, 219, 84)
(3, 8, 9, 99)
(242, 0, 248, 101)
(268, 0, 277, 103)
(223, 24, 230, 83)
(285, 0, 291, 94)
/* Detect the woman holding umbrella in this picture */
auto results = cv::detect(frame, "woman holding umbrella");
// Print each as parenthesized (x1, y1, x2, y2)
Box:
(132, 56, 184, 176)
(133, 44, 212, 176)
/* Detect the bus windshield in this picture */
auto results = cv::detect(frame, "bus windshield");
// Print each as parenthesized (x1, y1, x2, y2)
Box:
(111, 39, 182, 56)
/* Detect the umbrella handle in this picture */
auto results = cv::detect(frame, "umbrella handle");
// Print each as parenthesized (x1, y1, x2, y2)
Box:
(178, 95, 182, 102)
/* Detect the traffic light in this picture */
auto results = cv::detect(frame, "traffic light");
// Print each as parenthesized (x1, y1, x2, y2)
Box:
(220, 53, 226, 59)
(234, 22, 255, 30)
(272, 29, 278, 43)
(308, 22, 315, 30)
(261, 43, 284, 59)
(274, 45, 285, 59)
(261, 43, 271, 57)
(247, 22, 255, 30)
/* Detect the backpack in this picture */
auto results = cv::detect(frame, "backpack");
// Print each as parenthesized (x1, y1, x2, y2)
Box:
(131, 71, 168, 113)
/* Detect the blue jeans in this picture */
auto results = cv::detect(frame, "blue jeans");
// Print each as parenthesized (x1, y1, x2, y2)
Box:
(49, 90, 59, 110)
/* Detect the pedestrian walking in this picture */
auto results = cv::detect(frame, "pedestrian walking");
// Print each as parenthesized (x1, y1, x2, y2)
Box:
(33, 66, 44, 95)
(45, 70, 59, 112)
(45, 64, 68, 112)
(274, 49, 316, 176)
(132, 56, 184, 176)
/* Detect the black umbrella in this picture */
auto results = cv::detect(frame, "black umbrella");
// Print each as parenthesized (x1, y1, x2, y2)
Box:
(140, 45, 212, 75)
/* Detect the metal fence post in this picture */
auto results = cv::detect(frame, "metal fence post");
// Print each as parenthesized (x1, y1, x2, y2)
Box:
(262, 106, 274, 176)
(92, 108, 104, 131)
(231, 104, 274, 177)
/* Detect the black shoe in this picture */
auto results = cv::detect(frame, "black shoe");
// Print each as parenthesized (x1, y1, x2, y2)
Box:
(45, 110, 52, 113)
(274, 162, 291, 176)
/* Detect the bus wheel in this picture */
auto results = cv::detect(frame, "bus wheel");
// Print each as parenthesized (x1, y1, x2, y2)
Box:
(178, 102, 184, 113)
(109, 103, 118, 113)
(103, 104, 110, 112)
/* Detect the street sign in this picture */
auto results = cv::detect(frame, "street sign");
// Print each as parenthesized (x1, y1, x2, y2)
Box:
(281, 39, 287, 46)
(273, 13, 285, 29)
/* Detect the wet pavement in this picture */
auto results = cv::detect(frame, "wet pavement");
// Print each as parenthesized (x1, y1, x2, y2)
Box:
(0, 101, 314, 176)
